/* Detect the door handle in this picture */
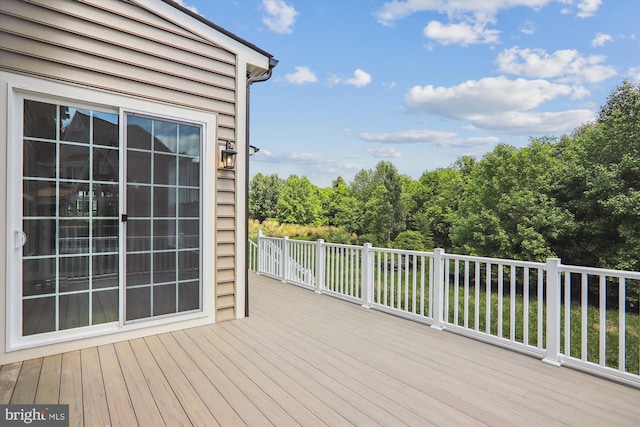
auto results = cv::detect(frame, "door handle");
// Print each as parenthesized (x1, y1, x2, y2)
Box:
(15, 230, 27, 249)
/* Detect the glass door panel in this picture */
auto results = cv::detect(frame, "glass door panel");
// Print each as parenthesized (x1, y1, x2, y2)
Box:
(125, 115, 202, 321)
(22, 100, 120, 336)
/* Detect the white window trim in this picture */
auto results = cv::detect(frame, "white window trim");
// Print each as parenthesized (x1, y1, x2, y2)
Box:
(4, 73, 217, 352)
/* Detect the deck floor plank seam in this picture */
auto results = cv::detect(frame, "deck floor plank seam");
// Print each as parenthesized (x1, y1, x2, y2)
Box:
(184, 326, 299, 426)
(218, 320, 377, 427)
(112, 341, 166, 427)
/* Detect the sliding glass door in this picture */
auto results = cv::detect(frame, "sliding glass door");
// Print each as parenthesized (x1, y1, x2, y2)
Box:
(124, 114, 202, 322)
(22, 100, 119, 335)
(20, 98, 202, 338)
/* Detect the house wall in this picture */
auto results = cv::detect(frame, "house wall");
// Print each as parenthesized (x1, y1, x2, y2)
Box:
(0, 0, 265, 361)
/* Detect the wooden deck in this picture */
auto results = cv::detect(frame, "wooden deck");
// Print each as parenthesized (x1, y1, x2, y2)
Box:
(1, 272, 639, 426)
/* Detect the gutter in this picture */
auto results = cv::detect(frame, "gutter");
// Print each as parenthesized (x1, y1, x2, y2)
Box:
(245, 57, 278, 317)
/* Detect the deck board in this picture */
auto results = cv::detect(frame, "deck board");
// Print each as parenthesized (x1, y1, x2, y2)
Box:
(1, 272, 639, 426)
(59, 351, 83, 427)
(112, 341, 165, 427)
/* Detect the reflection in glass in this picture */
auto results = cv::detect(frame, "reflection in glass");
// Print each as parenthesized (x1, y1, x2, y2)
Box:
(93, 255, 119, 289)
(93, 219, 119, 253)
(59, 182, 90, 217)
(23, 258, 56, 296)
(179, 281, 200, 312)
(23, 297, 55, 335)
(178, 188, 199, 217)
(153, 284, 176, 316)
(23, 180, 56, 217)
(24, 100, 56, 139)
(60, 144, 89, 180)
(126, 253, 150, 286)
(178, 125, 200, 157)
(93, 113, 119, 147)
(60, 106, 90, 143)
(127, 116, 152, 149)
(154, 187, 176, 217)
(179, 251, 199, 281)
(59, 293, 89, 329)
(178, 220, 199, 249)
(178, 156, 200, 187)
(127, 186, 151, 217)
(23, 140, 56, 178)
(126, 287, 150, 320)
(154, 153, 176, 185)
(154, 120, 178, 153)
(127, 151, 151, 183)
(59, 219, 89, 254)
(93, 290, 119, 323)
(93, 184, 118, 217)
(154, 251, 176, 283)
(127, 220, 151, 251)
(94, 148, 118, 182)
(154, 220, 176, 250)
(59, 256, 89, 292)
(23, 219, 56, 257)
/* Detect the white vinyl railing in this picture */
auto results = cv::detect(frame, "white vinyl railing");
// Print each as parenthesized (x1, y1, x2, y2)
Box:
(251, 231, 640, 386)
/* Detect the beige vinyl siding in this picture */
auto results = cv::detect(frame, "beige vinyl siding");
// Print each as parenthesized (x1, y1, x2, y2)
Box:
(216, 169, 237, 320)
(0, 0, 241, 318)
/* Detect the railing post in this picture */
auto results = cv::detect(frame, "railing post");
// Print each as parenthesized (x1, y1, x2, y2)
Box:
(256, 230, 264, 275)
(542, 257, 563, 367)
(315, 239, 325, 293)
(361, 243, 373, 308)
(281, 236, 289, 283)
(431, 248, 445, 330)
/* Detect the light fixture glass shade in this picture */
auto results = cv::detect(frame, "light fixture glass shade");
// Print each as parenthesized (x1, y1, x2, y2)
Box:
(221, 141, 237, 169)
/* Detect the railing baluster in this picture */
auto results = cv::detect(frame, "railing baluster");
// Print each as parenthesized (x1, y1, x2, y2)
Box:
(619, 277, 626, 373)
(599, 275, 606, 367)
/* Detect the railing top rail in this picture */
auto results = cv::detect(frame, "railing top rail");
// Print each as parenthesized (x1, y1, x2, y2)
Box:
(442, 252, 545, 269)
(560, 264, 640, 279)
(370, 246, 435, 257)
(320, 242, 364, 250)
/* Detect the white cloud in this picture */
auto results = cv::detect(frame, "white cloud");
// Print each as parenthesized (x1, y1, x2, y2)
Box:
(423, 20, 500, 45)
(284, 66, 318, 85)
(471, 110, 595, 134)
(519, 21, 536, 35)
(628, 67, 640, 83)
(576, 0, 602, 17)
(365, 147, 402, 158)
(344, 69, 373, 87)
(358, 129, 457, 143)
(496, 47, 617, 83)
(404, 77, 595, 135)
(262, 0, 298, 34)
(405, 77, 584, 118)
(591, 32, 612, 47)
(374, 0, 555, 27)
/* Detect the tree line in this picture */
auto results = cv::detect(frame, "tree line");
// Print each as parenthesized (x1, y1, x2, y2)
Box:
(249, 81, 640, 273)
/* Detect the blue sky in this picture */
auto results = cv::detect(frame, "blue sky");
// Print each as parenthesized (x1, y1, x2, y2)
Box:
(178, 0, 640, 187)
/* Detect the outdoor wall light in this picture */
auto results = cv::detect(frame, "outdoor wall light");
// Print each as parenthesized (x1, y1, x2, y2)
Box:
(221, 140, 237, 169)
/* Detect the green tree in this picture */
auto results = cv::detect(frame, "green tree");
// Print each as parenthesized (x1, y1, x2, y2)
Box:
(326, 176, 360, 232)
(418, 156, 475, 250)
(276, 175, 325, 226)
(350, 161, 406, 245)
(555, 80, 640, 271)
(451, 141, 572, 261)
(248, 173, 284, 222)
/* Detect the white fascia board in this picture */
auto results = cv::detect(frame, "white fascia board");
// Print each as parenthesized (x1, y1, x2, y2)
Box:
(132, 0, 271, 71)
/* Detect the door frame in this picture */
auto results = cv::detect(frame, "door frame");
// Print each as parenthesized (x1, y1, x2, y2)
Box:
(5, 74, 216, 352)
